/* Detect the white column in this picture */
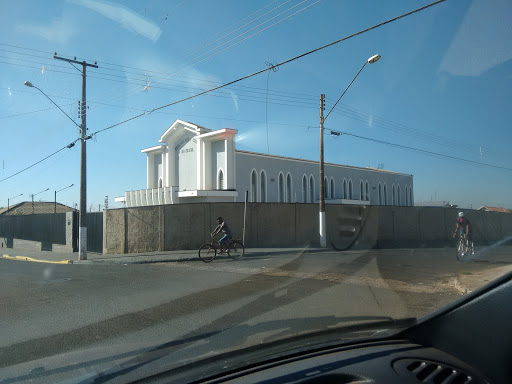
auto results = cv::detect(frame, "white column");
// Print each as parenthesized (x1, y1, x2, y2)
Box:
(161, 152, 166, 188)
(125, 192, 132, 207)
(147, 154, 155, 189)
(225, 139, 235, 189)
(167, 140, 176, 187)
(203, 140, 212, 189)
(196, 138, 203, 190)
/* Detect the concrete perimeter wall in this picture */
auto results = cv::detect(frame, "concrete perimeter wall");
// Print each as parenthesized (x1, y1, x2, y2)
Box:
(0, 212, 74, 252)
(103, 204, 512, 254)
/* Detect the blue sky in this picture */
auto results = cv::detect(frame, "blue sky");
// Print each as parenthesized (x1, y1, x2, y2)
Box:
(1, 0, 511, 210)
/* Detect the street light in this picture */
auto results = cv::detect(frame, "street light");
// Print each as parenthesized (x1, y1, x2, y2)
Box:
(25, 79, 89, 261)
(7, 193, 23, 213)
(55, 184, 74, 213)
(318, 54, 381, 247)
(24, 82, 80, 129)
(30, 188, 49, 214)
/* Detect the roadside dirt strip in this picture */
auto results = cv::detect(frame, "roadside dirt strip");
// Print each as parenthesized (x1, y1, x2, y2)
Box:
(162, 262, 512, 295)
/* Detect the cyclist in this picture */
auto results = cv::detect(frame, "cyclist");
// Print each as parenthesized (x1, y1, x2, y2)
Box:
(453, 212, 474, 255)
(211, 217, 232, 252)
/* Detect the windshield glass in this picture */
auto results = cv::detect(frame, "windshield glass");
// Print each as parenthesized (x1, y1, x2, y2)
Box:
(1, 0, 511, 381)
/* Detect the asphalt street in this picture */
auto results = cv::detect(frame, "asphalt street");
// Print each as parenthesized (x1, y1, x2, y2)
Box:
(0, 246, 511, 382)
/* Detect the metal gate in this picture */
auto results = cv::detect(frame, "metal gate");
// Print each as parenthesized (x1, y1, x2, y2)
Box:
(87, 212, 103, 253)
(73, 211, 103, 253)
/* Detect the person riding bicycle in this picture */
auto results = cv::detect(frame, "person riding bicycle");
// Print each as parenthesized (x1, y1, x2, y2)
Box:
(453, 211, 474, 254)
(211, 217, 232, 252)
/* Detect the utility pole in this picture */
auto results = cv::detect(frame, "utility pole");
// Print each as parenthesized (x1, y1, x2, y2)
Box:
(317, 54, 381, 248)
(319, 94, 326, 247)
(54, 54, 98, 260)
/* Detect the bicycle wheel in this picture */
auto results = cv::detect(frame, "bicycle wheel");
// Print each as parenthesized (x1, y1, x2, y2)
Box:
(199, 244, 216, 263)
(227, 241, 244, 260)
(456, 236, 466, 261)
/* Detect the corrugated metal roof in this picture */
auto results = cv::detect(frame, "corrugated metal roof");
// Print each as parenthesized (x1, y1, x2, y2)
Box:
(478, 206, 511, 213)
(0, 202, 75, 215)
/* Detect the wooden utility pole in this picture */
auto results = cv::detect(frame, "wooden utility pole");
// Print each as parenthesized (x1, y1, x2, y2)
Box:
(54, 54, 98, 260)
(319, 94, 326, 247)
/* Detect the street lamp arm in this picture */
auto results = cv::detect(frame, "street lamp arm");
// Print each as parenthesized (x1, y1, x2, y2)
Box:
(324, 61, 368, 122)
(24, 82, 81, 129)
(32, 188, 50, 198)
(56, 184, 74, 193)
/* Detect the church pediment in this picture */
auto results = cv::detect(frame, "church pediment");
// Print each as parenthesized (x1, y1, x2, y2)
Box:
(159, 119, 211, 143)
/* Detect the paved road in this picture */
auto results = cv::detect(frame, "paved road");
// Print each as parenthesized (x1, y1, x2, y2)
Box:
(0, 246, 510, 381)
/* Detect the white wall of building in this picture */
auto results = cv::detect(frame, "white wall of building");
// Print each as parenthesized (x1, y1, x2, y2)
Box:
(124, 120, 414, 207)
(235, 151, 413, 206)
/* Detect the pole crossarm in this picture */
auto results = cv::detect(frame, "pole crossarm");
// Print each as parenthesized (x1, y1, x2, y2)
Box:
(53, 54, 98, 68)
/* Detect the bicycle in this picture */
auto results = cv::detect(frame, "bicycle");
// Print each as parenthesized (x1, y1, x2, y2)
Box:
(198, 236, 245, 263)
(455, 230, 473, 261)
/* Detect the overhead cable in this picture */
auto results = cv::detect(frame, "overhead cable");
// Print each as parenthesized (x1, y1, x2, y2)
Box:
(0, 0, 447, 183)
(329, 129, 512, 172)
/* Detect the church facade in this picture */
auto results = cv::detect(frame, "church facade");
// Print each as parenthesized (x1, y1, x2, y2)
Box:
(117, 120, 414, 207)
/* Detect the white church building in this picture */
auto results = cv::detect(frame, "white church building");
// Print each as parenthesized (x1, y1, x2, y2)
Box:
(117, 119, 414, 207)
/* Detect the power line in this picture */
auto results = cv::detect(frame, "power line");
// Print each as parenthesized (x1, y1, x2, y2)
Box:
(328, 129, 512, 172)
(0, 53, 318, 103)
(329, 108, 512, 162)
(91, 0, 319, 110)
(0, 0, 447, 183)
(93, 0, 447, 136)
(77, 0, 293, 110)
(0, 140, 78, 183)
(0, 43, 319, 101)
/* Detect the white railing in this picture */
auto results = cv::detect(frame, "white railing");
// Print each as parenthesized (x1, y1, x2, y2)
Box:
(125, 187, 179, 207)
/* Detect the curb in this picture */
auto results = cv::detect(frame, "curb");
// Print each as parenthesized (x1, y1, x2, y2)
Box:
(1, 255, 72, 265)
(74, 257, 200, 265)
(1, 254, 200, 265)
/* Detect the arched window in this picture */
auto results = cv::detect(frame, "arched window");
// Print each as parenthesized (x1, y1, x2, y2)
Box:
(392, 184, 396, 206)
(286, 173, 292, 203)
(330, 177, 335, 199)
(342, 179, 347, 199)
(278, 172, 284, 203)
(217, 169, 224, 190)
(348, 179, 353, 200)
(260, 170, 267, 203)
(309, 175, 314, 203)
(378, 183, 382, 205)
(360, 180, 364, 200)
(365, 181, 370, 201)
(158, 178, 163, 188)
(250, 170, 258, 202)
(397, 185, 401, 206)
(302, 175, 307, 203)
(383, 184, 387, 206)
